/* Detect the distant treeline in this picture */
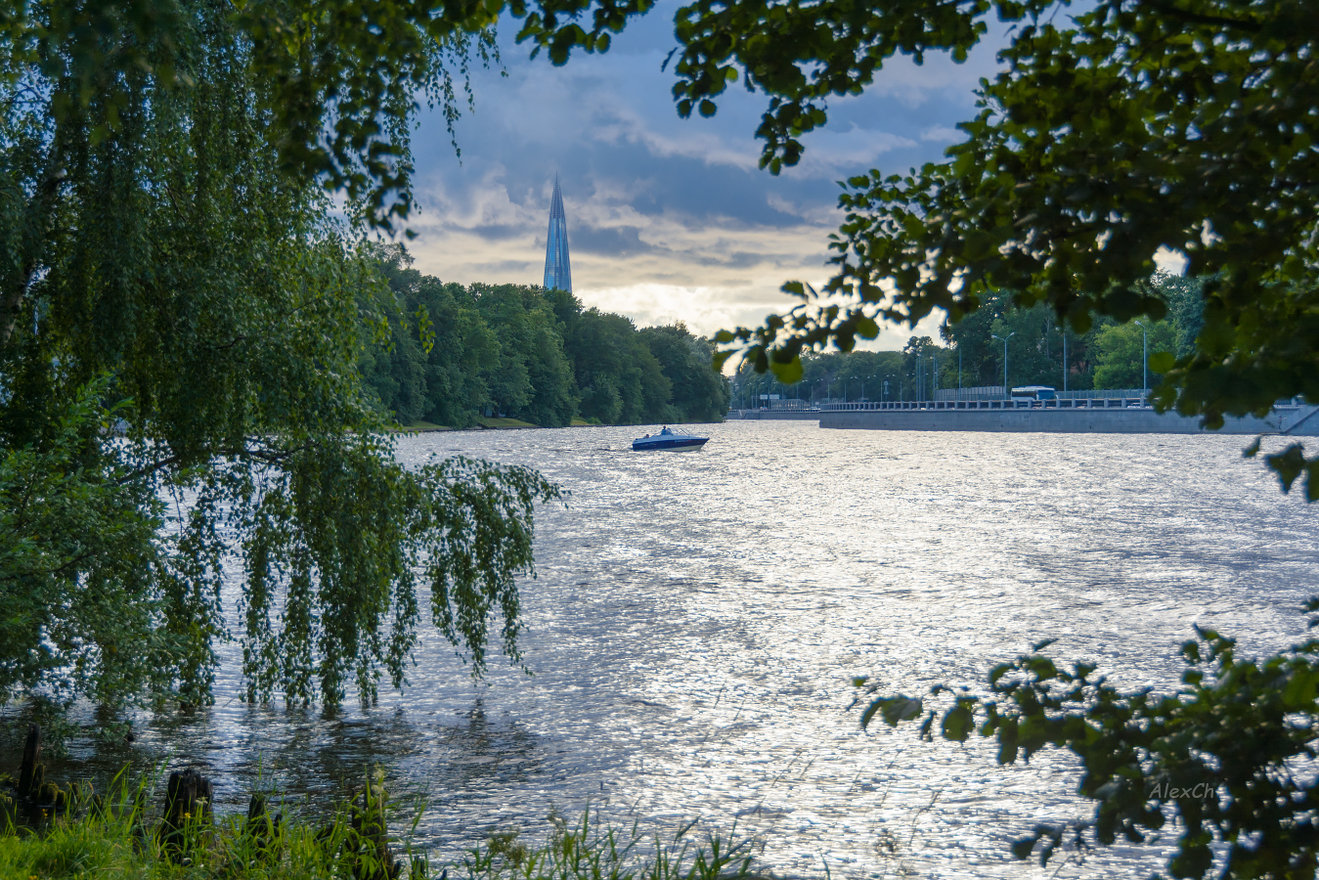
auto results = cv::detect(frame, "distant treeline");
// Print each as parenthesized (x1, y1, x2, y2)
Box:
(734, 273, 1205, 403)
(359, 248, 731, 427)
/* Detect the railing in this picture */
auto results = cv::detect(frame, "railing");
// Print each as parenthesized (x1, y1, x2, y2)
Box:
(817, 397, 1156, 411)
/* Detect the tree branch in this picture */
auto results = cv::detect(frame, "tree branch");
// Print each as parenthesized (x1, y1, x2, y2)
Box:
(1142, 1, 1263, 34)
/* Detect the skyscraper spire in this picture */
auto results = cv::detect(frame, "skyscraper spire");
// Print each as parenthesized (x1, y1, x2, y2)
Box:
(543, 175, 572, 292)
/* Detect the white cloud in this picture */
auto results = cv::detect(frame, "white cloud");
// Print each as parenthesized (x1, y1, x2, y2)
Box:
(1154, 246, 1189, 275)
(920, 125, 962, 142)
(780, 125, 917, 178)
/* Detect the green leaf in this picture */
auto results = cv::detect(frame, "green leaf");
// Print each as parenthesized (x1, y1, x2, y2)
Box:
(769, 356, 803, 384)
(1011, 838, 1036, 860)
(942, 703, 974, 742)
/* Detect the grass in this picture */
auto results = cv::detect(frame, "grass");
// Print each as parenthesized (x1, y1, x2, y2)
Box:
(1, 769, 419, 880)
(397, 420, 451, 432)
(476, 417, 539, 429)
(462, 809, 757, 880)
(0, 775, 760, 880)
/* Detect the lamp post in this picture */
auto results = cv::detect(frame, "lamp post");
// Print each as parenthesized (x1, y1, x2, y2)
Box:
(1134, 320, 1148, 404)
(992, 332, 1015, 396)
(1061, 328, 1068, 394)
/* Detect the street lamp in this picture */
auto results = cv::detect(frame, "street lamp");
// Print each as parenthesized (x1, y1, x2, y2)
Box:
(991, 332, 1015, 396)
(1134, 320, 1148, 404)
(1061, 327, 1068, 394)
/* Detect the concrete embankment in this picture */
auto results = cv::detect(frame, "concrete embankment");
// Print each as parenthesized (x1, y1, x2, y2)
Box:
(819, 405, 1319, 435)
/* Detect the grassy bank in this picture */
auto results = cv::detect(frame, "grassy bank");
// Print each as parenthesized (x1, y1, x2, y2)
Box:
(0, 784, 759, 880)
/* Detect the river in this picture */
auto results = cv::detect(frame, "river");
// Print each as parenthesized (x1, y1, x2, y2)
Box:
(17, 422, 1319, 878)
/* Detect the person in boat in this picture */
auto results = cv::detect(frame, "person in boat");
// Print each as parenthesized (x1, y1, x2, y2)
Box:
(660, 426, 671, 434)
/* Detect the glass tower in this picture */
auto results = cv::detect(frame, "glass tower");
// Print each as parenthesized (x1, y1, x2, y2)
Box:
(543, 176, 572, 292)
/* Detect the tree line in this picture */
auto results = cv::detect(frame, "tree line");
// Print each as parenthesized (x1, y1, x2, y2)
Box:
(733, 273, 1204, 403)
(358, 248, 731, 427)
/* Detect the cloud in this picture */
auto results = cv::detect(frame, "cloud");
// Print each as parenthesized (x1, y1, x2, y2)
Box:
(920, 125, 962, 143)
(405, 7, 1005, 349)
(571, 224, 654, 257)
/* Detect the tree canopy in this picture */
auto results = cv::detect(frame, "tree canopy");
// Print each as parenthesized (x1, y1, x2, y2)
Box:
(691, 0, 1319, 495)
(0, 0, 576, 717)
(357, 249, 730, 427)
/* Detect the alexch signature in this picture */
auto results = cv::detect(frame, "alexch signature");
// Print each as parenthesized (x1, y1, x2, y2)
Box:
(1149, 782, 1216, 800)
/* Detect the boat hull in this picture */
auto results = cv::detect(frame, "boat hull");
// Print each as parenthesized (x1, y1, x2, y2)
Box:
(631, 436, 708, 451)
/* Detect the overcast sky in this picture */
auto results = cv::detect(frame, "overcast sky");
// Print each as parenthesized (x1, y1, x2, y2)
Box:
(404, 4, 1008, 350)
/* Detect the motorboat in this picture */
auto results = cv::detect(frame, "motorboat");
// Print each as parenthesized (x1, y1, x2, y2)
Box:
(632, 427, 709, 451)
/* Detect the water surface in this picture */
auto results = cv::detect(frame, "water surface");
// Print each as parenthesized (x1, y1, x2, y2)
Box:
(17, 422, 1319, 878)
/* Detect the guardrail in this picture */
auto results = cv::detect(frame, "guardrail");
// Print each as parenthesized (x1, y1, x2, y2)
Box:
(817, 398, 1159, 411)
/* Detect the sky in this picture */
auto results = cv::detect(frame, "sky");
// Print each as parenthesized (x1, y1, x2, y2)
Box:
(404, 4, 1009, 351)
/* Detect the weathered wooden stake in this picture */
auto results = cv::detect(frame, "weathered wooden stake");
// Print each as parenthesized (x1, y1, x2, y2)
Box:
(160, 768, 214, 855)
(17, 723, 40, 800)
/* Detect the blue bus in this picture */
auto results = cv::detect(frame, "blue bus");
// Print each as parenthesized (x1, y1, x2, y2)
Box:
(1010, 385, 1057, 404)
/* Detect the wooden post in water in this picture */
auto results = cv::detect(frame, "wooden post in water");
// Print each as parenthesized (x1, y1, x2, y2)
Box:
(160, 768, 214, 856)
(17, 723, 40, 801)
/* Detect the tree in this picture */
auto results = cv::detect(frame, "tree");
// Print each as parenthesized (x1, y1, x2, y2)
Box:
(639, 324, 731, 421)
(693, 0, 1319, 496)
(562, 309, 671, 424)
(1092, 320, 1178, 391)
(0, 0, 574, 719)
(473, 284, 579, 427)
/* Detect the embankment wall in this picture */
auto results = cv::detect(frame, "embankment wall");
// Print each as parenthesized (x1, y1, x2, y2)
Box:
(819, 407, 1319, 435)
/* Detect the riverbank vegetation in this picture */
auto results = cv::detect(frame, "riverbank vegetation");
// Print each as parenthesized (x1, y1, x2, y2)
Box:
(0, 779, 754, 880)
(358, 249, 730, 430)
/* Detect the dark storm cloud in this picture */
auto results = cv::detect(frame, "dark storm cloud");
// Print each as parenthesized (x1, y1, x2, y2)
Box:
(570, 224, 655, 257)
(466, 223, 527, 241)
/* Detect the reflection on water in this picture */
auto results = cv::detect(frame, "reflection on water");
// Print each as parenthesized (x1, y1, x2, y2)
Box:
(7, 422, 1318, 878)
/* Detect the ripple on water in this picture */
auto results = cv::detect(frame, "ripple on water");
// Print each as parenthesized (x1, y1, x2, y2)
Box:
(9, 422, 1319, 878)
